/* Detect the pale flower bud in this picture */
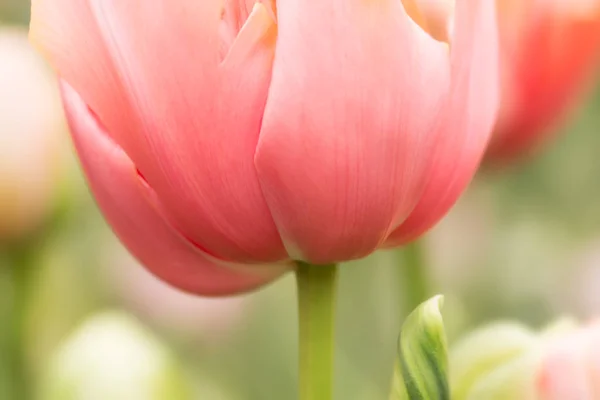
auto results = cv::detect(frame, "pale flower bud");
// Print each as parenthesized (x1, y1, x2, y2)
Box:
(449, 317, 600, 400)
(40, 312, 192, 400)
(450, 322, 541, 399)
(0, 27, 65, 240)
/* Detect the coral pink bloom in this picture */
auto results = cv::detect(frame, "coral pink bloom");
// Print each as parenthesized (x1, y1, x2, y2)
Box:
(536, 321, 600, 400)
(488, 0, 600, 161)
(30, 0, 497, 295)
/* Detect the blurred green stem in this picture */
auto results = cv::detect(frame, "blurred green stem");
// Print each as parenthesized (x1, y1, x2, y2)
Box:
(399, 241, 430, 316)
(1, 248, 34, 400)
(296, 262, 338, 400)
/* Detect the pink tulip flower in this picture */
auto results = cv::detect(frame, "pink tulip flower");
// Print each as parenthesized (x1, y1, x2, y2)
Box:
(29, 0, 498, 295)
(487, 0, 600, 161)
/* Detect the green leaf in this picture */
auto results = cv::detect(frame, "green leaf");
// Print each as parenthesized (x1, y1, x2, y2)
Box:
(390, 295, 449, 400)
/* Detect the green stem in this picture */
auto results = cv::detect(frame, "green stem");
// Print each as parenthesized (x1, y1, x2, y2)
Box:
(0, 247, 34, 400)
(295, 262, 338, 400)
(398, 241, 430, 316)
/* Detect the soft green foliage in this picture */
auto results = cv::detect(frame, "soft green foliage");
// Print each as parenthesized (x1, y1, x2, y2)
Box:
(390, 295, 448, 400)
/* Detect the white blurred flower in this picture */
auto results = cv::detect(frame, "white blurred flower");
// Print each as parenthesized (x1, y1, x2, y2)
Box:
(0, 27, 65, 240)
(40, 311, 192, 400)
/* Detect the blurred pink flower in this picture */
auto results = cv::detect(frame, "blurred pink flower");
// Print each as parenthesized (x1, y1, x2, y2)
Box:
(29, 0, 498, 295)
(487, 0, 600, 161)
(536, 321, 600, 399)
(0, 27, 65, 240)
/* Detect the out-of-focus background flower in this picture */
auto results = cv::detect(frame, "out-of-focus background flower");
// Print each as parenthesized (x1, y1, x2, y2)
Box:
(3, 0, 600, 399)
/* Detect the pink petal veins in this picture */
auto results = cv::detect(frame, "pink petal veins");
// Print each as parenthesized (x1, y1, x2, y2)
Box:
(31, 0, 286, 262)
(61, 81, 289, 296)
(254, 0, 451, 263)
(385, 0, 499, 247)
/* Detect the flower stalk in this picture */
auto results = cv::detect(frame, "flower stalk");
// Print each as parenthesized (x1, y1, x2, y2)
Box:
(0, 246, 34, 400)
(398, 241, 430, 317)
(295, 262, 338, 400)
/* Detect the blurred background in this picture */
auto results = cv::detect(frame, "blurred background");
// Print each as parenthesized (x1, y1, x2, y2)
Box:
(3, 0, 600, 399)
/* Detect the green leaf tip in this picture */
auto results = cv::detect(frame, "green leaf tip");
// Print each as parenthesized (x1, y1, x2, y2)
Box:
(390, 295, 449, 400)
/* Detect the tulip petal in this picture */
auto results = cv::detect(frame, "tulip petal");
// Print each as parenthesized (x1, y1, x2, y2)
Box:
(489, 7, 600, 159)
(31, 0, 286, 263)
(29, 0, 137, 145)
(255, 0, 450, 263)
(60, 82, 289, 296)
(385, 0, 499, 246)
